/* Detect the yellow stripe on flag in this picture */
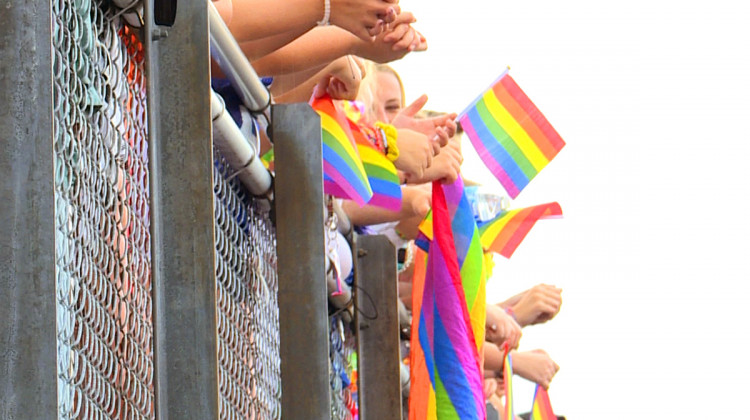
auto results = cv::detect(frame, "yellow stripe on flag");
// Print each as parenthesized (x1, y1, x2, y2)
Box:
(482, 91, 549, 172)
(479, 209, 520, 249)
(319, 112, 369, 178)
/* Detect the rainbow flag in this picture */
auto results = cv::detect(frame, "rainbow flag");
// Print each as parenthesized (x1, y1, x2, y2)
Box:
(311, 95, 373, 206)
(260, 147, 274, 171)
(458, 70, 565, 199)
(414, 210, 433, 252)
(349, 120, 402, 211)
(502, 343, 515, 420)
(530, 385, 556, 420)
(409, 177, 487, 420)
(478, 202, 562, 258)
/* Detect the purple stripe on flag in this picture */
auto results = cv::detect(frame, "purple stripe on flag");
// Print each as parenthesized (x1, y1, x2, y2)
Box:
(460, 114, 521, 198)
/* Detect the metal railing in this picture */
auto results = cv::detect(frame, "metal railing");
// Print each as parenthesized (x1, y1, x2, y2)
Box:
(1, 0, 401, 418)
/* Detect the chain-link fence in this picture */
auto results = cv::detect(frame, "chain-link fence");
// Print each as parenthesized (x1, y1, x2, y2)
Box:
(52, 0, 153, 418)
(329, 314, 359, 420)
(213, 151, 281, 419)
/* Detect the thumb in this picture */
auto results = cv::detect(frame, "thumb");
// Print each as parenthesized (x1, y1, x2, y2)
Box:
(312, 76, 332, 100)
(402, 94, 428, 117)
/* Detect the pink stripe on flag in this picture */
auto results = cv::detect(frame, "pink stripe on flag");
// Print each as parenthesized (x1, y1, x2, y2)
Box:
(460, 114, 521, 198)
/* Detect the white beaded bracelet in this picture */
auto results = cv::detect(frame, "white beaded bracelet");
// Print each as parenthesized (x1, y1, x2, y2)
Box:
(317, 0, 331, 26)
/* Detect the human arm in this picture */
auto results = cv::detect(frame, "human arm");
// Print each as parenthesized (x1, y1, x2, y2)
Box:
(273, 55, 363, 103)
(212, 0, 233, 24)
(248, 13, 423, 77)
(483, 342, 505, 372)
(227, 0, 397, 43)
(341, 184, 430, 225)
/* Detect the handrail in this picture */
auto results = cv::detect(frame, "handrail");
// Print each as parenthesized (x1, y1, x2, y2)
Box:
(207, 1, 274, 201)
(207, 1, 271, 125)
(208, 1, 356, 310)
(210, 90, 273, 201)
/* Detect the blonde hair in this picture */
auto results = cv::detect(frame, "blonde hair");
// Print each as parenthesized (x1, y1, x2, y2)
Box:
(357, 61, 405, 124)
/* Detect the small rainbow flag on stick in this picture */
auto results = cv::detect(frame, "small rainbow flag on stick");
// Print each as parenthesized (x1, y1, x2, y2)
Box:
(311, 95, 373, 206)
(502, 343, 515, 420)
(349, 120, 402, 211)
(458, 69, 565, 199)
(478, 202, 562, 258)
(530, 385, 556, 420)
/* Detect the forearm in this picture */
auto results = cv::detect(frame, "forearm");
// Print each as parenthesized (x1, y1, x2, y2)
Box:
(342, 185, 430, 226)
(250, 26, 358, 77)
(497, 291, 525, 309)
(240, 31, 315, 63)
(270, 65, 328, 100)
(212, 0, 233, 25)
(341, 200, 403, 226)
(228, 0, 323, 42)
(483, 343, 505, 372)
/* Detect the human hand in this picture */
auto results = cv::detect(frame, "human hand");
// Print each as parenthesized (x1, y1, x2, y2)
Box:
(312, 55, 364, 101)
(400, 184, 431, 219)
(404, 137, 462, 185)
(485, 304, 522, 350)
(511, 349, 559, 389)
(354, 12, 426, 63)
(392, 128, 434, 180)
(510, 284, 562, 327)
(392, 94, 457, 149)
(483, 378, 498, 400)
(330, 0, 399, 41)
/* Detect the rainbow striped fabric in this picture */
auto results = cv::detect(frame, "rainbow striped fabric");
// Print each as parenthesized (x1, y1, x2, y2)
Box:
(458, 70, 565, 199)
(478, 202, 562, 258)
(409, 177, 487, 420)
(502, 343, 515, 420)
(349, 120, 402, 211)
(530, 385, 556, 420)
(311, 95, 373, 206)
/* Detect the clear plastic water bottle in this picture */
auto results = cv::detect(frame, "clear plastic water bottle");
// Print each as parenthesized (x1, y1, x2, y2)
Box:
(465, 186, 509, 222)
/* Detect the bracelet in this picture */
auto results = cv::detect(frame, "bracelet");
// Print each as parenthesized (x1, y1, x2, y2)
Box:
(316, 0, 330, 26)
(375, 122, 399, 162)
(505, 306, 518, 323)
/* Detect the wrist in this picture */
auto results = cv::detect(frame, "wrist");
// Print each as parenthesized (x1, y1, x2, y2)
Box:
(508, 305, 526, 327)
(316, 0, 330, 25)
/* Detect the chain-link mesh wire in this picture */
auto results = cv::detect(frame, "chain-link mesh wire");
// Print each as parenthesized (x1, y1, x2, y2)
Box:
(330, 315, 359, 420)
(213, 150, 281, 419)
(53, 1, 153, 418)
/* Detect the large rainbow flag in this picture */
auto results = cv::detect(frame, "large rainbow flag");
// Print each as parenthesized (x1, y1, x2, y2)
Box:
(409, 177, 487, 420)
(530, 385, 556, 420)
(478, 202, 562, 258)
(348, 120, 402, 211)
(458, 70, 565, 199)
(310, 95, 373, 206)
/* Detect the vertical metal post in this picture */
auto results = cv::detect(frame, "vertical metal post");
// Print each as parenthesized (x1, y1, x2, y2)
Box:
(146, 0, 219, 418)
(273, 103, 332, 420)
(355, 235, 402, 420)
(0, 2, 57, 418)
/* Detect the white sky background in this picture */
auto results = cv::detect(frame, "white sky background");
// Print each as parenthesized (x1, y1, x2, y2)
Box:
(391, 0, 750, 417)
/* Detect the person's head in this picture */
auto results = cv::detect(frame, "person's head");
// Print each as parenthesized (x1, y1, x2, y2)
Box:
(358, 62, 405, 124)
